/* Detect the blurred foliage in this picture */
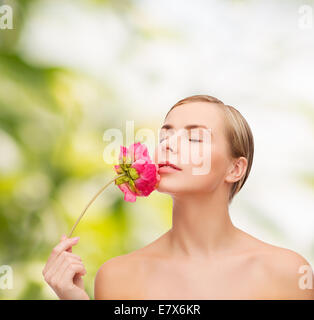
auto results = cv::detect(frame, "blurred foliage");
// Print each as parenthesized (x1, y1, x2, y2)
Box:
(0, 0, 171, 299)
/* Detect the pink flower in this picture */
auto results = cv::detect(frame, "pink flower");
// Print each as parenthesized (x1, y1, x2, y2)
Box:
(114, 142, 160, 202)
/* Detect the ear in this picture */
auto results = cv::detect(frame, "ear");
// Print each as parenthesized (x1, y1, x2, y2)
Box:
(225, 157, 248, 184)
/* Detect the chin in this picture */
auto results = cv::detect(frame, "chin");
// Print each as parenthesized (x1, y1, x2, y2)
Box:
(156, 177, 186, 195)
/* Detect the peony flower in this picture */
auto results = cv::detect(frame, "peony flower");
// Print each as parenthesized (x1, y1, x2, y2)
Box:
(114, 142, 160, 202)
(68, 142, 160, 237)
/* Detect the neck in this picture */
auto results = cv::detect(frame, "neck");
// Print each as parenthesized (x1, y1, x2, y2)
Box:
(168, 188, 238, 258)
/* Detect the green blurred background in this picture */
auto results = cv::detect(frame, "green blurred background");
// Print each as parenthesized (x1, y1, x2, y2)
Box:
(0, 0, 314, 299)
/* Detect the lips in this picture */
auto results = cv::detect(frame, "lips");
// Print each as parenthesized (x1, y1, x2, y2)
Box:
(158, 161, 182, 171)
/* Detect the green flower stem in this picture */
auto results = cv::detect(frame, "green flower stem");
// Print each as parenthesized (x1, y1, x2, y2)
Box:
(68, 173, 126, 238)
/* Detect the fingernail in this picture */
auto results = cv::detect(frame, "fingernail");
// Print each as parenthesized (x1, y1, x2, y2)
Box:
(72, 237, 80, 241)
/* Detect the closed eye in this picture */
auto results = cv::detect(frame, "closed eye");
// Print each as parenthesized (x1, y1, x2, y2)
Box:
(160, 138, 202, 143)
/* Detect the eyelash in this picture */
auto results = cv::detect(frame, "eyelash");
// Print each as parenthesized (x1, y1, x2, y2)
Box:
(159, 138, 202, 143)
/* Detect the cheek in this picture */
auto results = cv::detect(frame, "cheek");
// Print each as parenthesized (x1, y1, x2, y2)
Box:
(153, 146, 160, 164)
(182, 141, 214, 173)
(187, 144, 229, 188)
(205, 145, 229, 186)
(177, 142, 209, 170)
(155, 141, 230, 194)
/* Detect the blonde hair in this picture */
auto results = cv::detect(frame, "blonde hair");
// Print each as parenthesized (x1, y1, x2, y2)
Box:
(165, 94, 254, 204)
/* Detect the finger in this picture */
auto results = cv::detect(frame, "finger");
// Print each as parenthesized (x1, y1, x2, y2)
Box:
(54, 261, 86, 289)
(46, 258, 83, 286)
(48, 259, 78, 290)
(48, 255, 85, 288)
(66, 253, 82, 261)
(44, 237, 79, 275)
(61, 263, 87, 287)
(60, 234, 72, 253)
(51, 237, 79, 259)
(44, 252, 82, 281)
(43, 237, 79, 274)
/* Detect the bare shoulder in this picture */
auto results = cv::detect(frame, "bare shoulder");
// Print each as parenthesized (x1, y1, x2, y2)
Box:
(246, 239, 314, 299)
(94, 249, 149, 300)
(94, 235, 167, 300)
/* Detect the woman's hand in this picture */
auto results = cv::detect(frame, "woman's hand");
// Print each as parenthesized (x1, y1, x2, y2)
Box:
(42, 235, 90, 300)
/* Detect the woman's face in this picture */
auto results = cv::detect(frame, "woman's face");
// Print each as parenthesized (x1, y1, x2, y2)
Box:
(154, 102, 234, 196)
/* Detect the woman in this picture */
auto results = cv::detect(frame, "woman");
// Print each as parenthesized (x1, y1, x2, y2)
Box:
(42, 95, 314, 300)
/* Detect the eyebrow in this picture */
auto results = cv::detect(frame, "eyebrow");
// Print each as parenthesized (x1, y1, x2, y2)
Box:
(161, 124, 209, 130)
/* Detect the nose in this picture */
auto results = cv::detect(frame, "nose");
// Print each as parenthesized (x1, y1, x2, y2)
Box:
(164, 140, 174, 153)
(155, 131, 181, 164)
(161, 132, 181, 154)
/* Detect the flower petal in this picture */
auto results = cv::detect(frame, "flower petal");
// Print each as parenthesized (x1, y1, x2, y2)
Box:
(118, 183, 137, 202)
(114, 143, 160, 202)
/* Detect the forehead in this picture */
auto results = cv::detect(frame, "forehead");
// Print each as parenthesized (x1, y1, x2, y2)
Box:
(164, 102, 225, 130)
